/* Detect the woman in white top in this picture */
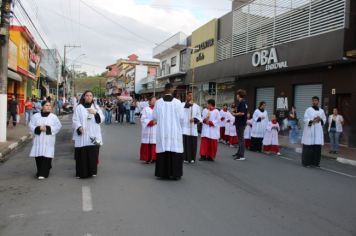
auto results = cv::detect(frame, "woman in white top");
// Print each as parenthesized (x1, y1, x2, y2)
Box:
(328, 108, 344, 154)
(250, 101, 269, 152)
(29, 100, 62, 179)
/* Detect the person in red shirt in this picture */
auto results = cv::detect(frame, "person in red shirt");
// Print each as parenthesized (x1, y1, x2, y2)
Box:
(25, 97, 34, 124)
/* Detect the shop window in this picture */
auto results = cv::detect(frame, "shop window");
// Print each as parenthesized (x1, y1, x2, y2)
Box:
(171, 56, 177, 67)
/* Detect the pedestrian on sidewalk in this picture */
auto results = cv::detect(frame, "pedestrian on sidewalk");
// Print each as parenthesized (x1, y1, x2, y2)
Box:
(124, 101, 131, 123)
(200, 99, 221, 162)
(29, 100, 62, 180)
(250, 101, 269, 152)
(73, 90, 105, 179)
(182, 91, 202, 164)
(153, 83, 184, 180)
(117, 100, 125, 124)
(25, 97, 33, 125)
(263, 114, 281, 155)
(130, 99, 137, 124)
(301, 96, 326, 167)
(232, 89, 248, 160)
(288, 106, 299, 144)
(7, 95, 19, 127)
(104, 98, 114, 124)
(328, 108, 344, 154)
(33, 98, 42, 115)
(140, 96, 157, 164)
(244, 112, 253, 150)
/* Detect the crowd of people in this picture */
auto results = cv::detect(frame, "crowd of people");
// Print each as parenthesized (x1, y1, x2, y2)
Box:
(23, 83, 345, 181)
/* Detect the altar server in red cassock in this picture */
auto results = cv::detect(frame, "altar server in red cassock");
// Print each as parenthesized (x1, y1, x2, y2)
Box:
(200, 99, 221, 162)
(140, 96, 157, 164)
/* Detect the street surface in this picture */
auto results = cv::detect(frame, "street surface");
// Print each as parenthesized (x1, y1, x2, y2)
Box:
(0, 115, 356, 236)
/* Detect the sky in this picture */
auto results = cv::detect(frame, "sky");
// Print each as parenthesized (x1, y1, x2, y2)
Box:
(12, 0, 232, 75)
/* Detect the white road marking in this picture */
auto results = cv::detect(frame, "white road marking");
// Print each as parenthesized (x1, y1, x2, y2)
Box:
(320, 167, 356, 179)
(82, 186, 93, 212)
(8, 213, 26, 219)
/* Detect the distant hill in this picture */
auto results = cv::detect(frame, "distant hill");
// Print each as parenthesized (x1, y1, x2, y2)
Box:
(74, 76, 107, 97)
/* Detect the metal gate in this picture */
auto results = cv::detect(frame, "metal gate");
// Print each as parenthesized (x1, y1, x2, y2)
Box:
(256, 87, 275, 119)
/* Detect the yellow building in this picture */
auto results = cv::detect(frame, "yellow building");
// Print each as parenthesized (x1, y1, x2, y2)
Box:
(9, 25, 41, 113)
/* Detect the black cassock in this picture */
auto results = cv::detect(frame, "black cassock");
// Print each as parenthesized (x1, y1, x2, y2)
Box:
(302, 145, 322, 167)
(250, 137, 263, 152)
(183, 135, 198, 162)
(75, 145, 100, 178)
(155, 152, 183, 179)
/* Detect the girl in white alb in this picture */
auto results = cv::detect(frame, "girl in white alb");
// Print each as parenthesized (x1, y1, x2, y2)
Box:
(262, 114, 281, 155)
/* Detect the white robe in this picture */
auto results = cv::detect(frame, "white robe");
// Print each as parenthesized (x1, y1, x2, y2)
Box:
(219, 110, 229, 127)
(29, 113, 62, 158)
(140, 106, 156, 144)
(72, 104, 105, 148)
(301, 107, 326, 145)
(225, 112, 236, 136)
(201, 108, 221, 140)
(262, 121, 280, 146)
(181, 103, 202, 137)
(153, 97, 184, 153)
(244, 119, 253, 139)
(251, 109, 269, 138)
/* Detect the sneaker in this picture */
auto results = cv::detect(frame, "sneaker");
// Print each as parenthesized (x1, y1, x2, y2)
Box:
(184, 160, 189, 164)
(230, 145, 234, 148)
(234, 157, 246, 161)
(190, 160, 195, 164)
(38, 176, 45, 180)
(276, 152, 281, 156)
(232, 153, 238, 157)
(92, 175, 97, 177)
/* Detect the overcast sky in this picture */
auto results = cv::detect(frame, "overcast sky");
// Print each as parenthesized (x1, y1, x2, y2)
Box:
(13, 0, 232, 75)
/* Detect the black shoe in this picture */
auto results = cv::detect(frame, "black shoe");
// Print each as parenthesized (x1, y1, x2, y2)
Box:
(207, 157, 215, 162)
(199, 157, 206, 161)
(234, 156, 246, 161)
(232, 153, 238, 157)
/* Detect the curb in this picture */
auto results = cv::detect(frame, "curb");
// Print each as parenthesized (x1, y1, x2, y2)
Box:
(280, 144, 356, 166)
(337, 157, 356, 167)
(0, 134, 32, 163)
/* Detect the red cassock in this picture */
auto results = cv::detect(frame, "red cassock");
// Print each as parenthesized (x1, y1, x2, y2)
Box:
(200, 137, 218, 160)
(220, 127, 227, 141)
(229, 136, 239, 145)
(263, 145, 280, 153)
(245, 139, 252, 149)
(140, 144, 157, 162)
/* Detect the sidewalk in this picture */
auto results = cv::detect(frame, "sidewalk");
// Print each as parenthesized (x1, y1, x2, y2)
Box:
(0, 114, 70, 162)
(279, 135, 356, 166)
(0, 118, 32, 162)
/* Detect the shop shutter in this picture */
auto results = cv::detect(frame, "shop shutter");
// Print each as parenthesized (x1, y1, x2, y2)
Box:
(256, 87, 275, 119)
(294, 84, 322, 128)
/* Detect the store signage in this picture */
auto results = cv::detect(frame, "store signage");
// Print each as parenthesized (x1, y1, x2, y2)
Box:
(194, 38, 214, 62)
(252, 48, 288, 71)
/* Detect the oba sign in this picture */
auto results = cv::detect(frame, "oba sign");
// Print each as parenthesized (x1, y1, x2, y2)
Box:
(252, 48, 288, 71)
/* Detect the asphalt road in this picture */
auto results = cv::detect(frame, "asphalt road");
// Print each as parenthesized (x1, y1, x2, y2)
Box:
(1, 115, 356, 236)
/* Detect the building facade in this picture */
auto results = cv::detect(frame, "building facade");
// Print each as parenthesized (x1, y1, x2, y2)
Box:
(9, 25, 41, 114)
(186, 0, 356, 147)
(40, 49, 61, 98)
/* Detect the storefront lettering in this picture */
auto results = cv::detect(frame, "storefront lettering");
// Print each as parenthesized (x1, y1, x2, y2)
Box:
(196, 52, 205, 62)
(194, 39, 214, 53)
(276, 97, 288, 110)
(252, 48, 288, 71)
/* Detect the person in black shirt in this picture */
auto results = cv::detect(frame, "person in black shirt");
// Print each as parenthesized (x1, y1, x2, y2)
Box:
(232, 89, 248, 160)
(7, 95, 19, 127)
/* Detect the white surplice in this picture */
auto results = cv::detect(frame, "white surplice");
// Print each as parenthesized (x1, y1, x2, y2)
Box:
(181, 103, 202, 137)
(140, 106, 156, 144)
(251, 109, 269, 138)
(219, 109, 230, 127)
(301, 107, 326, 145)
(153, 97, 184, 153)
(262, 121, 280, 146)
(201, 108, 221, 140)
(72, 104, 105, 148)
(225, 112, 236, 136)
(244, 119, 253, 139)
(29, 113, 62, 158)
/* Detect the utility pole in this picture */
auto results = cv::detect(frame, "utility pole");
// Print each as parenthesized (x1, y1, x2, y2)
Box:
(0, 0, 12, 142)
(62, 45, 80, 102)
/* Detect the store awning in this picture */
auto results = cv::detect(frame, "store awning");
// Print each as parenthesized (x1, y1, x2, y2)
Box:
(8, 70, 22, 82)
(156, 72, 186, 80)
